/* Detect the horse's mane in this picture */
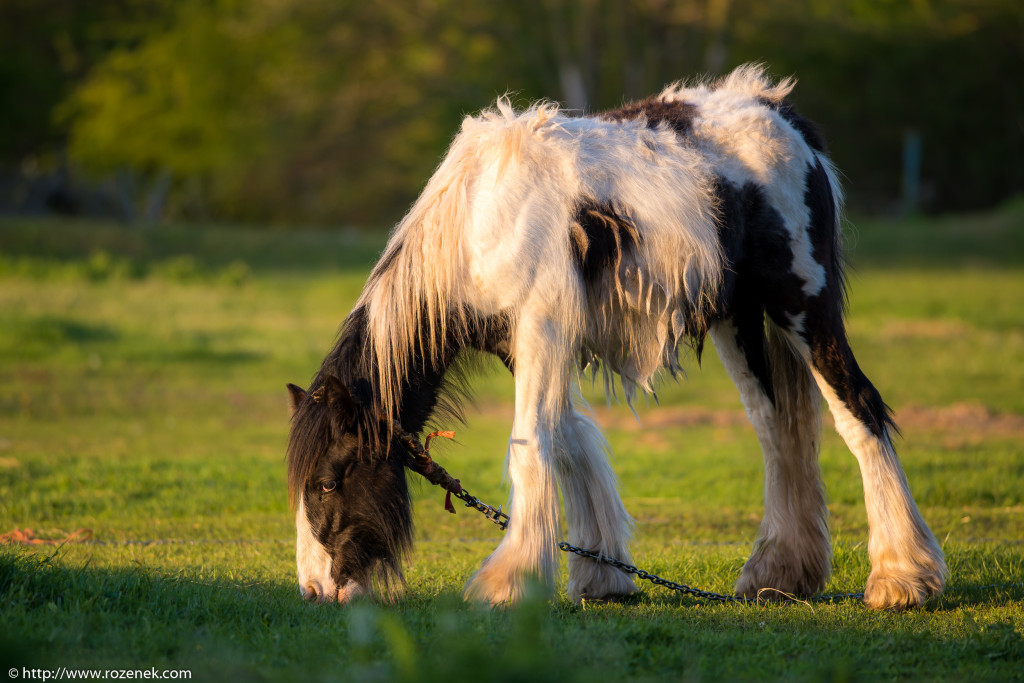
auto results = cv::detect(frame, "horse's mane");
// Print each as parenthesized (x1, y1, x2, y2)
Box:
(287, 301, 489, 505)
(657, 62, 797, 103)
(351, 101, 561, 427)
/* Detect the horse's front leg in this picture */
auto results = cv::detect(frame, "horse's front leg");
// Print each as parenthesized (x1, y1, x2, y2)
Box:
(464, 313, 570, 605)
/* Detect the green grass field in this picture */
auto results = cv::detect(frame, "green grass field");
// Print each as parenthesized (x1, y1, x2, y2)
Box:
(2, 202, 1023, 681)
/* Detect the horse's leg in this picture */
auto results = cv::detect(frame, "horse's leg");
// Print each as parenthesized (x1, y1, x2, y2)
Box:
(552, 404, 636, 601)
(710, 316, 831, 599)
(463, 311, 569, 605)
(795, 309, 947, 609)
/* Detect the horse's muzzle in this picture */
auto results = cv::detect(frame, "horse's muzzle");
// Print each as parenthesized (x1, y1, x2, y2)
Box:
(301, 578, 365, 604)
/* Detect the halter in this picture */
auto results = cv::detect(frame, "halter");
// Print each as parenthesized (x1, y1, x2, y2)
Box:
(390, 421, 462, 512)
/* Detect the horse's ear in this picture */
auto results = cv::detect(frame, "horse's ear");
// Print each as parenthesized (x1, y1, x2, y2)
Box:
(323, 375, 356, 414)
(286, 383, 306, 412)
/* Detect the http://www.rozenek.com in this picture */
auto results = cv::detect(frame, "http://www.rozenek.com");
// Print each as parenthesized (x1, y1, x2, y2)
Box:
(11, 668, 192, 680)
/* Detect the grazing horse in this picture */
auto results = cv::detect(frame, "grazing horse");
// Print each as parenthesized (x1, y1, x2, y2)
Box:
(286, 65, 947, 609)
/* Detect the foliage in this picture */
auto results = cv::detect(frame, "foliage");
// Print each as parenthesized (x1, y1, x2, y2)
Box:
(729, 0, 1024, 213)
(0, 0, 172, 161)
(3, 0, 1020, 224)
(57, 0, 516, 224)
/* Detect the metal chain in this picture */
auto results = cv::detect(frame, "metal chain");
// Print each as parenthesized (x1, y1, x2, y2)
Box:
(558, 541, 865, 603)
(442, 474, 865, 603)
(398, 425, 865, 605)
(558, 541, 750, 603)
(451, 487, 509, 531)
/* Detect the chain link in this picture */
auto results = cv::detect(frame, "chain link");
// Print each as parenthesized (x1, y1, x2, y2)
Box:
(452, 488, 509, 531)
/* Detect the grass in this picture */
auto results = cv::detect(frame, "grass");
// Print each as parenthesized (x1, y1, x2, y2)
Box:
(1, 200, 1023, 681)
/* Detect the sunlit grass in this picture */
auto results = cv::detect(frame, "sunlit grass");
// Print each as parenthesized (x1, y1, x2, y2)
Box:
(1, 208, 1022, 681)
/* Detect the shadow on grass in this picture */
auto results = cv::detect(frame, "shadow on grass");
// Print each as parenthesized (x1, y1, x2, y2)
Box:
(0, 547, 597, 682)
(2, 546, 1022, 682)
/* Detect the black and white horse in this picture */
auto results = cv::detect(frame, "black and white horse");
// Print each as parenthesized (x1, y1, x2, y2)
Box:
(286, 65, 947, 610)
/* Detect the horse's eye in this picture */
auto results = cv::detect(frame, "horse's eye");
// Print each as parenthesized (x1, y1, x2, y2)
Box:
(322, 480, 337, 493)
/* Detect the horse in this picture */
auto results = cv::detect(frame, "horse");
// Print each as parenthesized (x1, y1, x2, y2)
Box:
(285, 64, 947, 610)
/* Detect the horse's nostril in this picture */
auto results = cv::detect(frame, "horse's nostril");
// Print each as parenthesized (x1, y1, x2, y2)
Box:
(302, 583, 322, 601)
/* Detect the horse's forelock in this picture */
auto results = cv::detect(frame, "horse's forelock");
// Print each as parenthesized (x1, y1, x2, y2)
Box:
(288, 383, 398, 508)
(286, 397, 330, 509)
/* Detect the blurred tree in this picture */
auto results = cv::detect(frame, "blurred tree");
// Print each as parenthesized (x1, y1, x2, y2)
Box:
(496, 0, 741, 112)
(0, 0, 174, 214)
(2, 1, 106, 161)
(729, 0, 1023, 212)
(43, 0, 1024, 224)
(61, 0, 517, 224)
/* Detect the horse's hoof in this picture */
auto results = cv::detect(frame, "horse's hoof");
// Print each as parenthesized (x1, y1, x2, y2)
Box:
(735, 541, 830, 600)
(863, 568, 945, 610)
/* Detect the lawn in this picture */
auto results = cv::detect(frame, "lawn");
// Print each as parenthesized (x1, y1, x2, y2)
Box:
(1, 202, 1023, 681)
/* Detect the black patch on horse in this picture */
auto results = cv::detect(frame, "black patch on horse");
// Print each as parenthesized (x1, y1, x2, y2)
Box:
(569, 198, 641, 285)
(725, 179, 809, 326)
(804, 317, 897, 440)
(713, 176, 777, 403)
(598, 97, 699, 137)
(795, 158, 893, 438)
(804, 157, 846, 310)
(713, 165, 894, 440)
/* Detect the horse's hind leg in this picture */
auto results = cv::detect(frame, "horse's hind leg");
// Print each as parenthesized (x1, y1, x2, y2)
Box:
(710, 315, 831, 599)
(797, 311, 947, 609)
(553, 404, 636, 602)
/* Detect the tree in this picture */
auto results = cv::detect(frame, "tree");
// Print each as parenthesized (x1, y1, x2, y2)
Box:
(62, 0, 512, 224)
(54, 0, 1024, 223)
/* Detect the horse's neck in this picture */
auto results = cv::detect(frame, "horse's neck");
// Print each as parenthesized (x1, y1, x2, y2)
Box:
(357, 308, 461, 435)
(393, 311, 517, 435)
(351, 303, 510, 436)
(393, 356, 450, 435)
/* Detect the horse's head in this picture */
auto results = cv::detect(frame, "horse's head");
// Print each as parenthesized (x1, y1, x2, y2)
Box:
(286, 376, 412, 603)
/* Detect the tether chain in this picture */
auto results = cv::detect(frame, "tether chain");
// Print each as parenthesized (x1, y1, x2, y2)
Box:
(557, 541, 751, 603)
(395, 423, 867, 604)
(392, 421, 509, 530)
(558, 541, 865, 603)
(450, 488, 510, 531)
